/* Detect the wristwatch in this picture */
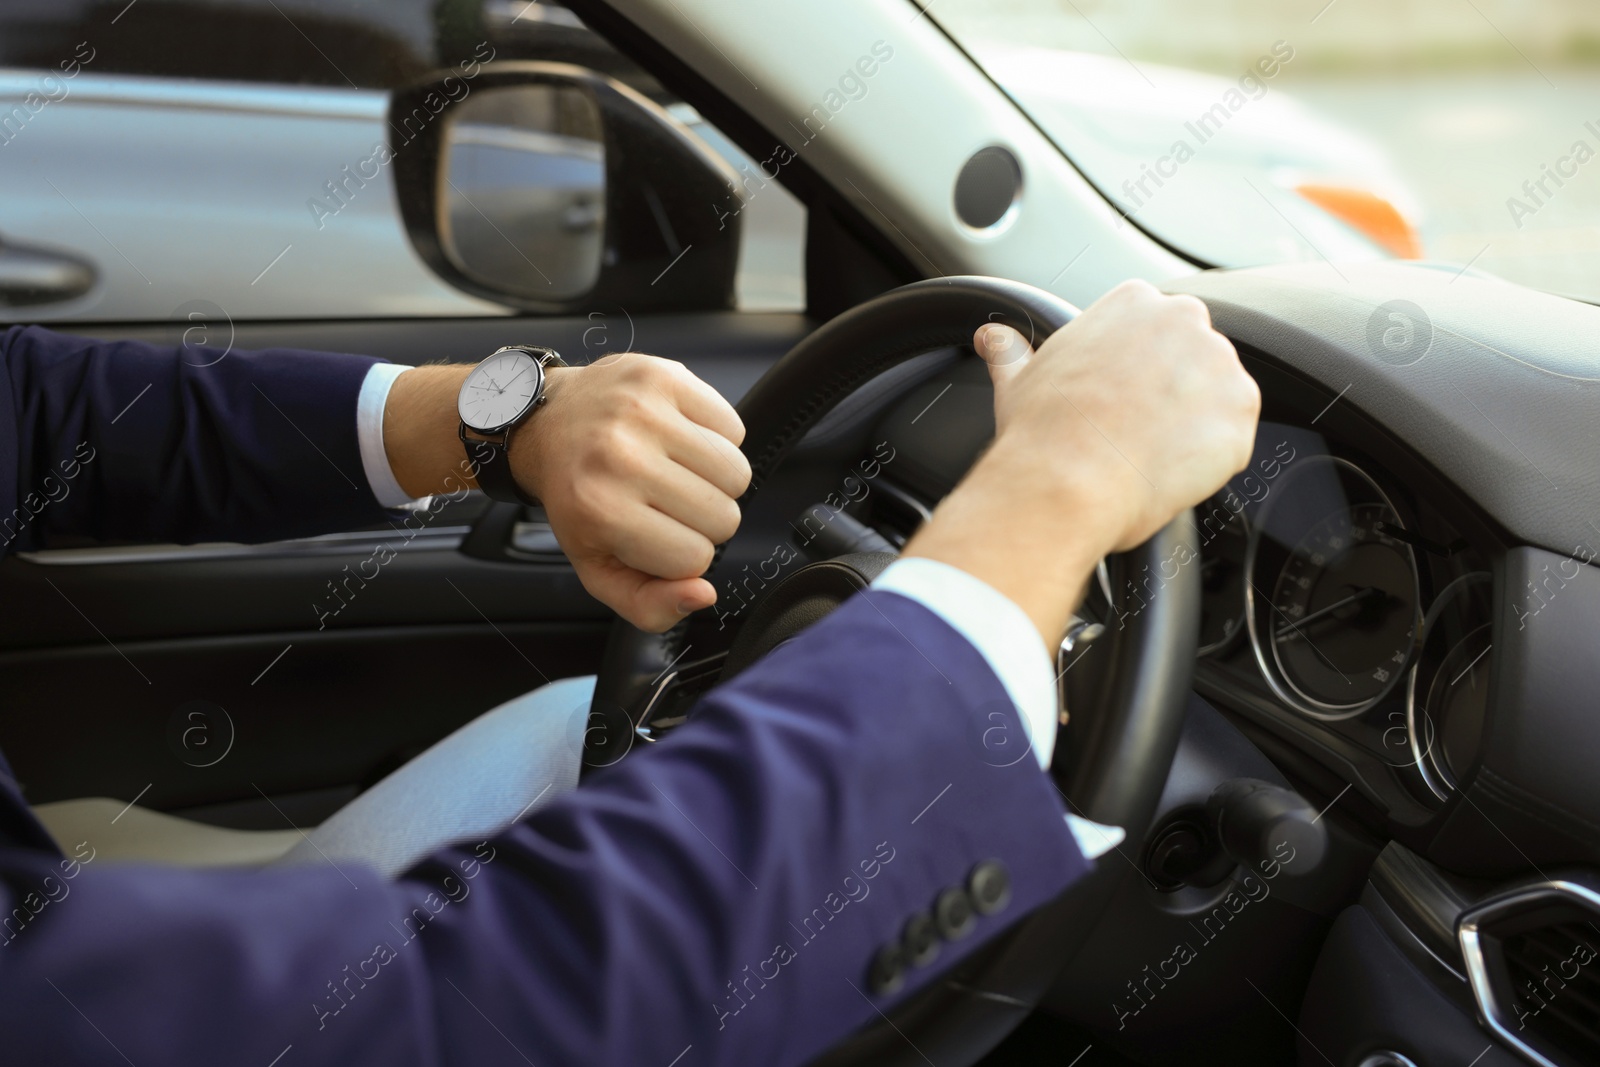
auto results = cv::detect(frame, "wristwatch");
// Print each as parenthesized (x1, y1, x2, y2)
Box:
(457, 345, 567, 506)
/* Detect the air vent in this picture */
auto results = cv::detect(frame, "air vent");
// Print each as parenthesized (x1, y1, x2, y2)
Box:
(1502, 921, 1600, 1055)
(1460, 880, 1600, 1067)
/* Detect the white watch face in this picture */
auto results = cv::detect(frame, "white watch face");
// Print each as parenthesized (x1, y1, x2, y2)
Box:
(458, 349, 541, 432)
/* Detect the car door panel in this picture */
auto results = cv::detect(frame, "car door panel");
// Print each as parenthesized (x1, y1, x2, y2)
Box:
(0, 310, 809, 824)
(1, 621, 607, 814)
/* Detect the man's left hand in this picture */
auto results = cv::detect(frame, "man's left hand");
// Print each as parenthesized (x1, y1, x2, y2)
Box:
(384, 353, 750, 632)
(515, 353, 751, 631)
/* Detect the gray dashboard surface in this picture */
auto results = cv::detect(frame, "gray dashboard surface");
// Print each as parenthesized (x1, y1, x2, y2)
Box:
(1169, 262, 1600, 558)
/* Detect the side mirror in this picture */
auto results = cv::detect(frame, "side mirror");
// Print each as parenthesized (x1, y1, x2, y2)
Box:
(390, 62, 743, 314)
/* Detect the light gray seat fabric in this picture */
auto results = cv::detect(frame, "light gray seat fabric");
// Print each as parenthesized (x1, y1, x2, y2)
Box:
(34, 676, 595, 879)
(31, 797, 303, 868)
(272, 674, 594, 879)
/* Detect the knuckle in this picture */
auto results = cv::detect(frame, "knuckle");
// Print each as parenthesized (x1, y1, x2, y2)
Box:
(713, 498, 743, 542)
(1112, 278, 1157, 300)
(610, 445, 650, 485)
(574, 448, 605, 483)
(1165, 293, 1211, 325)
(611, 389, 653, 423)
(730, 451, 753, 495)
(575, 438, 611, 479)
(610, 352, 646, 380)
(637, 356, 680, 386)
(724, 411, 748, 448)
(686, 537, 716, 575)
(595, 419, 637, 463)
(1242, 373, 1262, 412)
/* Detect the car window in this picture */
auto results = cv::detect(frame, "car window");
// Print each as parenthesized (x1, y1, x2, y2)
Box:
(0, 0, 803, 322)
(932, 0, 1600, 304)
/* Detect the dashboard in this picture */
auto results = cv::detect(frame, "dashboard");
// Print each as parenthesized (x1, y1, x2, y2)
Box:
(704, 260, 1600, 1066)
(1186, 375, 1498, 826)
(708, 258, 1600, 879)
(847, 345, 1505, 839)
(784, 260, 1600, 892)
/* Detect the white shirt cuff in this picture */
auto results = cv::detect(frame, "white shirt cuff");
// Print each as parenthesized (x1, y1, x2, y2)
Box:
(356, 363, 426, 509)
(871, 557, 1058, 770)
(1066, 813, 1126, 859)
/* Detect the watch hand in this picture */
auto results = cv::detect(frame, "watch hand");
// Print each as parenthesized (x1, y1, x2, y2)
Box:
(1274, 586, 1381, 641)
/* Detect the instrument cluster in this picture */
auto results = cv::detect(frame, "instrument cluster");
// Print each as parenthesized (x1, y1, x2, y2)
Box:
(1190, 423, 1493, 808)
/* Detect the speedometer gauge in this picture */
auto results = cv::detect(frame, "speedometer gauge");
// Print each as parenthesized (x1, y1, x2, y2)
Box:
(1407, 572, 1493, 799)
(1421, 625, 1491, 787)
(1270, 503, 1418, 711)
(1246, 456, 1421, 721)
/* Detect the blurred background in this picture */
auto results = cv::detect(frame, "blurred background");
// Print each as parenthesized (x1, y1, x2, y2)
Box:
(0, 0, 1594, 318)
(934, 0, 1600, 300)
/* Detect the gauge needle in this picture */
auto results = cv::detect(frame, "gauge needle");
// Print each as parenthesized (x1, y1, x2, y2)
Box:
(1275, 586, 1381, 640)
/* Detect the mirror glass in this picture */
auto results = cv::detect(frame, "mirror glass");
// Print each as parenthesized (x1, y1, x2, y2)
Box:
(441, 85, 606, 301)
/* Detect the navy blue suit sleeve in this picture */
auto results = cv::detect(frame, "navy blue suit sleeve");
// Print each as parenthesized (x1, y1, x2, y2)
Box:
(0, 325, 390, 550)
(0, 590, 1090, 1067)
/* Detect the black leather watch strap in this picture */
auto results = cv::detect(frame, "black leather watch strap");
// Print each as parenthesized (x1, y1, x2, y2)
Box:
(457, 346, 567, 507)
(460, 426, 541, 507)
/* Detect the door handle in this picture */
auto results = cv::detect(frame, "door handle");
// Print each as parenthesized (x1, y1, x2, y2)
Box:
(0, 238, 95, 307)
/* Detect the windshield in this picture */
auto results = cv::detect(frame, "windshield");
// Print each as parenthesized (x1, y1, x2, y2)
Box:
(932, 0, 1600, 302)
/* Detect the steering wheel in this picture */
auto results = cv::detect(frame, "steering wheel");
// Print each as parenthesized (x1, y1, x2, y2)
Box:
(586, 276, 1200, 1066)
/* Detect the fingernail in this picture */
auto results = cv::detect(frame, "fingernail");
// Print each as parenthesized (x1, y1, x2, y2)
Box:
(677, 600, 699, 616)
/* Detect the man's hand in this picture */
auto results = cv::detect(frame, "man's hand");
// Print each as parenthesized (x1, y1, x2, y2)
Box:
(516, 353, 751, 631)
(903, 279, 1260, 646)
(384, 353, 750, 633)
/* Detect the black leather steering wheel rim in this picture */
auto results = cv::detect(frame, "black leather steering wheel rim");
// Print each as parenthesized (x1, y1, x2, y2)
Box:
(589, 276, 1200, 1065)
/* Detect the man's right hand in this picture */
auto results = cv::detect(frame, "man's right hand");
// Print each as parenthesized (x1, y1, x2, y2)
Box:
(902, 279, 1261, 647)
